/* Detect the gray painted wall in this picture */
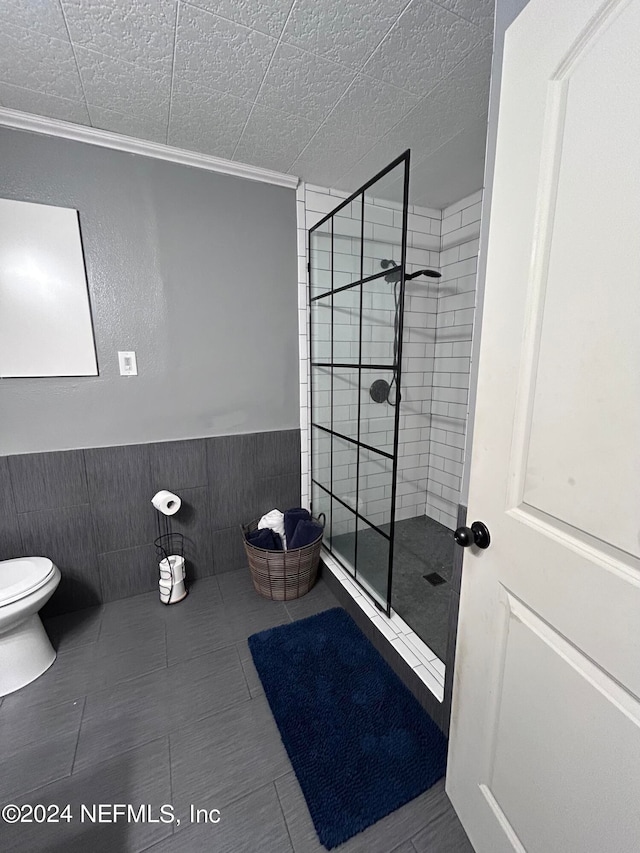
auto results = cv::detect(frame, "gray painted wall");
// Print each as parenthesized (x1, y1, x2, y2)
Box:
(0, 128, 299, 455)
(461, 0, 532, 502)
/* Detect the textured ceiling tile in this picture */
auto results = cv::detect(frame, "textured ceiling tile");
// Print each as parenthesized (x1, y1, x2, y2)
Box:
(174, 3, 276, 101)
(289, 123, 374, 186)
(409, 119, 487, 208)
(188, 0, 293, 39)
(0, 81, 90, 125)
(421, 36, 492, 143)
(256, 42, 355, 124)
(168, 77, 253, 159)
(0, 0, 68, 39)
(362, 0, 480, 96)
(358, 35, 492, 171)
(61, 0, 177, 72)
(233, 104, 317, 172)
(323, 75, 419, 141)
(88, 103, 168, 143)
(334, 137, 409, 193)
(433, 0, 494, 33)
(0, 23, 83, 101)
(75, 46, 171, 121)
(282, 0, 408, 69)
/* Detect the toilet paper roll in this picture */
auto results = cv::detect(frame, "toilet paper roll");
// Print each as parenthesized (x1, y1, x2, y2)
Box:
(151, 490, 181, 516)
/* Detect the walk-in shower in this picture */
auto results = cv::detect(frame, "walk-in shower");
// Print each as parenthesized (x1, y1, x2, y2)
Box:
(308, 150, 479, 667)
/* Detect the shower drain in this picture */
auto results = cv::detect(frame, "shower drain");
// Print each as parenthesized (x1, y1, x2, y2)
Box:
(423, 572, 446, 586)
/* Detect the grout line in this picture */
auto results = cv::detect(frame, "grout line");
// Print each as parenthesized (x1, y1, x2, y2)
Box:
(56, 1, 92, 122)
(229, 0, 298, 160)
(273, 779, 296, 851)
(288, 0, 416, 172)
(165, 0, 181, 145)
(167, 731, 175, 811)
(235, 643, 252, 697)
(69, 695, 87, 775)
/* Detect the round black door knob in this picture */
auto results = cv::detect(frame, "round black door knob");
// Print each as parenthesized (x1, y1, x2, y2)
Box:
(454, 521, 491, 550)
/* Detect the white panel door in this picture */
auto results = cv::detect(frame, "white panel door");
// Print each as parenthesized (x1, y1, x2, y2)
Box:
(447, 1, 640, 851)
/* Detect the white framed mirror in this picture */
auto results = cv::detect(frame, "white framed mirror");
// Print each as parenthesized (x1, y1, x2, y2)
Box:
(0, 198, 98, 378)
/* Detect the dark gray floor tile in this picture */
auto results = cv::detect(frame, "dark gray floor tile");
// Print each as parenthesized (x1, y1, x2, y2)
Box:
(74, 646, 248, 771)
(3, 630, 167, 711)
(8, 449, 88, 512)
(163, 574, 221, 617)
(165, 486, 213, 580)
(391, 843, 418, 853)
(0, 697, 84, 801)
(211, 525, 248, 573)
(1, 738, 173, 853)
(19, 504, 101, 614)
(216, 565, 262, 602)
(90, 633, 167, 690)
(146, 783, 294, 853)
(170, 695, 290, 814)
(410, 784, 474, 852)
(84, 443, 155, 552)
(1, 643, 96, 711)
(98, 543, 159, 601)
(166, 597, 289, 665)
(99, 589, 168, 636)
(44, 605, 103, 652)
(283, 578, 340, 621)
(0, 456, 23, 560)
(237, 641, 264, 697)
(148, 438, 207, 491)
(275, 772, 446, 853)
(97, 609, 166, 652)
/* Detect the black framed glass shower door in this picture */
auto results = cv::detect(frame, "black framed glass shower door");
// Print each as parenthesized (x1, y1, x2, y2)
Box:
(309, 151, 410, 615)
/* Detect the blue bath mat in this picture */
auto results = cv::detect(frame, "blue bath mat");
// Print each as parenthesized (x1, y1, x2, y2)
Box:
(248, 607, 447, 849)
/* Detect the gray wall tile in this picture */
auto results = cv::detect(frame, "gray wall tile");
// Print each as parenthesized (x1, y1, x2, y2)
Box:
(19, 504, 101, 613)
(212, 526, 248, 574)
(0, 457, 23, 560)
(84, 443, 155, 552)
(8, 449, 88, 513)
(167, 486, 213, 579)
(0, 429, 300, 613)
(149, 438, 207, 490)
(98, 543, 158, 602)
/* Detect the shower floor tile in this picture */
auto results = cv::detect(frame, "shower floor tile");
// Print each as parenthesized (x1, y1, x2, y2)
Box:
(331, 515, 456, 661)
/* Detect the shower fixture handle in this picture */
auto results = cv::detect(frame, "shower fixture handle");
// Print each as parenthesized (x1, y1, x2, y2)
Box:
(454, 521, 491, 550)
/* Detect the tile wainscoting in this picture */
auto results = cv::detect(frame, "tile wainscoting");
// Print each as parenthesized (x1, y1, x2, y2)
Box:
(0, 429, 300, 616)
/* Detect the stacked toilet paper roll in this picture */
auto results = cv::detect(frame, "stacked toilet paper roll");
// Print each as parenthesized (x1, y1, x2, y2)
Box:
(151, 490, 181, 516)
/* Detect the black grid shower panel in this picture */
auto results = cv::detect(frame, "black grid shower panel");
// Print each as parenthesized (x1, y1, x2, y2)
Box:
(308, 150, 411, 616)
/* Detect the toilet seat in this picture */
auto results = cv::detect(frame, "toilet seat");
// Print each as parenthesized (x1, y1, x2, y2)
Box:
(0, 558, 56, 607)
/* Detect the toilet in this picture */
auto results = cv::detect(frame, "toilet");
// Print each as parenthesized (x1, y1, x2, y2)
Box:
(0, 557, 61, 696)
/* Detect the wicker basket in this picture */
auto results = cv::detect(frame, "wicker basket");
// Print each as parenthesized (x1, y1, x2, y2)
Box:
(241, 513, 325, 601)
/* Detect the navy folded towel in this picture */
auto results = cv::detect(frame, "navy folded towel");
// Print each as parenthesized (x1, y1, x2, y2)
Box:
(246, 528, 282, 550)
(284, 508, 310, 545)
(289, 519, 323, 549)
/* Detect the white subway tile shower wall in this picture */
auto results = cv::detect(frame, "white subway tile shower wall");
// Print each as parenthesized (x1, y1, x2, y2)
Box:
(426, 190, 482, 529)
(299, 184, 481, 533)
(299, 182, 440, 526)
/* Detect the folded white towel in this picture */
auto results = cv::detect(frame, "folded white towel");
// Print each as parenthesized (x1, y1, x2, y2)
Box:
(258, 509, 287, 549)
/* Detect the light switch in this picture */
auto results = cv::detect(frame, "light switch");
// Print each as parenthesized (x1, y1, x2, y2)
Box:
(118, 351, 137, 376)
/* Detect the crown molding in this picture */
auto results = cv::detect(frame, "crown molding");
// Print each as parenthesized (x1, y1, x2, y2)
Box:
(0, 107, 300, 190)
